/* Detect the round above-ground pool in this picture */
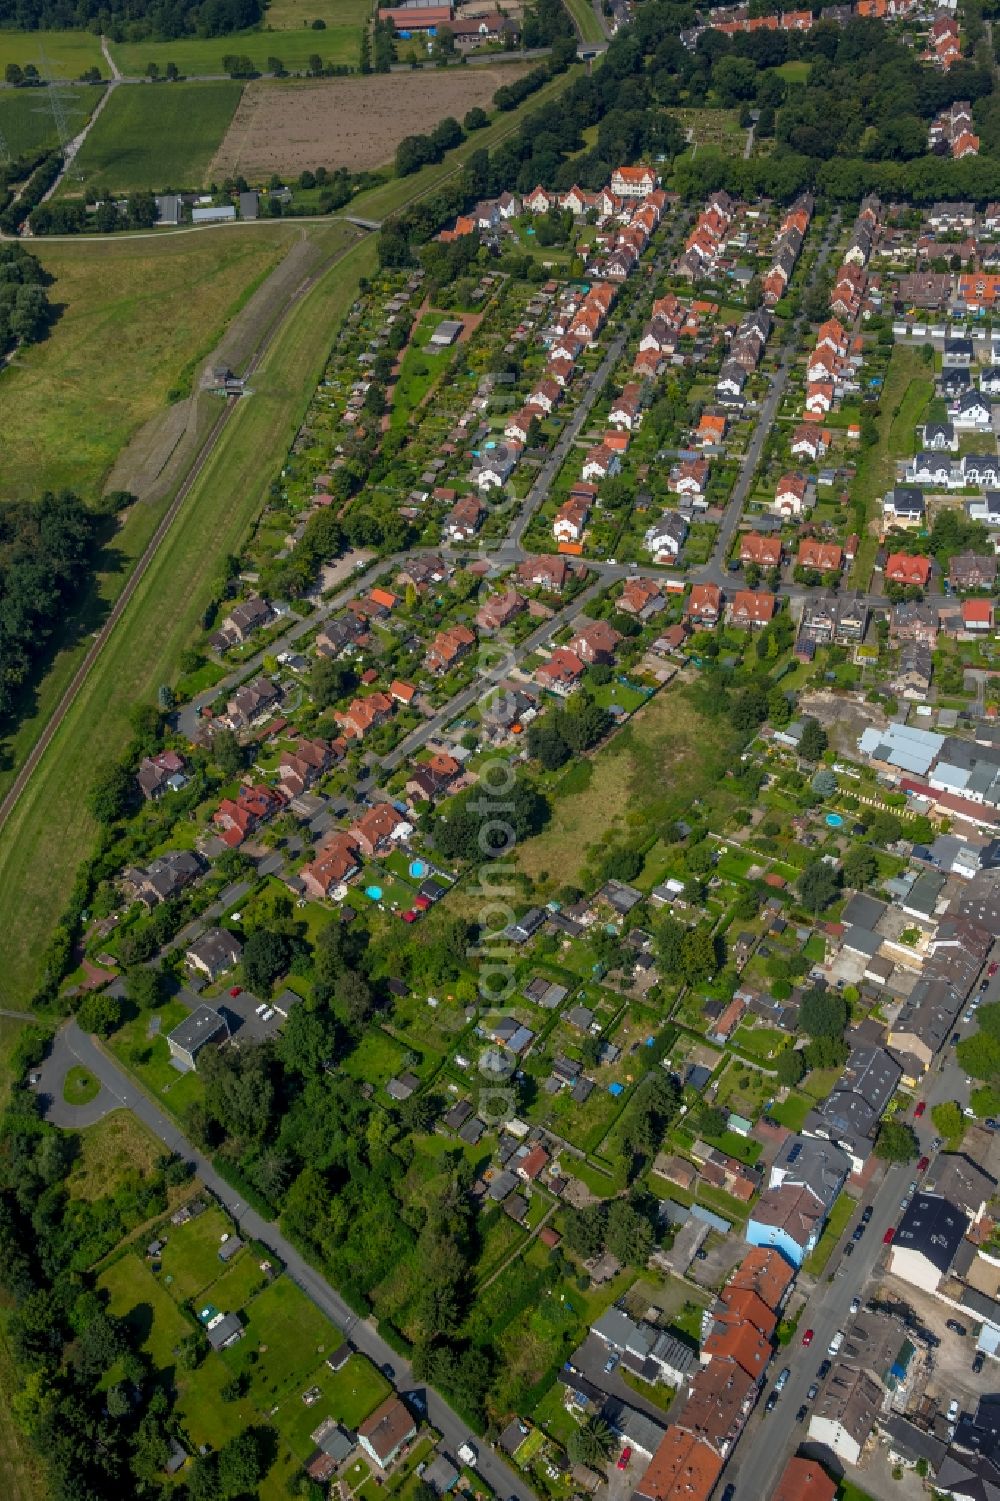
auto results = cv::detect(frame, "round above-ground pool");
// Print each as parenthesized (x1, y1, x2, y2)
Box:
(365, 885, 383, 900)
(825, 813, 843, 828)
(409, 859, 428, 879)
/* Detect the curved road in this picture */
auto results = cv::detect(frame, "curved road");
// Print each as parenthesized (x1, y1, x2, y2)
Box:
(38, 1021, 528, 1500)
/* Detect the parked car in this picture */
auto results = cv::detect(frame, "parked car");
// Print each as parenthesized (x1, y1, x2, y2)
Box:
(915, 1100, 926, 1117)
(850, 1296, 861, 1315)
(604, 1355, 618, 1374)
(852, 1224, 865, 1242)
(986, 1118, 999, 1132)
(952, 1033, 961, 1045)
(617, 1449, 632, 1471)
(883, 1227, 896, 1244)
(795, 1404, 808, 1424)
(229, 986, 242, 997)
(807, 1382, 820, 1401)
(989, 962, 998, 977)
(827, 1331, 844, 1356)
(817, 1360, 832, 1380)
(947, 1320, 967, 1337)
(765, 1391, 779, 1413)
(775, 1367, 791, 1391)
(918, 1156, 929, 1172)
(974, 1353, 985, 1374)
(843, 1240, 854, 1257)
(801, 1328, 814, 1347)
(948, 1400, 961, 1423)
(861, 1206, 874, 1223)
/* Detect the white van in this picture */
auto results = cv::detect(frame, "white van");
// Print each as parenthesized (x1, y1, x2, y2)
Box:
(827, 1330, 844, 1356)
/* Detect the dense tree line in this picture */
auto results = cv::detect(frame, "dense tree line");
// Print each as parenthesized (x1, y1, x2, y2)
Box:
(0, 0, 263, 41)
(0, 491, 95, 723)
(0, 243, 53, 352)
(0, 151, 61, 235)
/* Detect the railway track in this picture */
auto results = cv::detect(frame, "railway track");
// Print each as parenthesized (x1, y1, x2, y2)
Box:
(0, 229, 363, 833)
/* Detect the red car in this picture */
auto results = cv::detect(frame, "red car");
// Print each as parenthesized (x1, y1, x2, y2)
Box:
(801, 1328, 814, 1347)
(617, 1449, 632, 1471)
(883, 1227, 896, 1245)
(914, 1100, 926, 1118)
(918, 1156, 929, 1173)
(229, 986, 242, 997)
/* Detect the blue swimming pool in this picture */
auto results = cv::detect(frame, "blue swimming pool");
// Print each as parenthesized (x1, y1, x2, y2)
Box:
(409, 860, 428, 879)
(826, 813, 843, 828)
(365, 885, 383, 900)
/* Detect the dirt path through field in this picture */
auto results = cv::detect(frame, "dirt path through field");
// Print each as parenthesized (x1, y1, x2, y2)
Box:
(208, 68, 532, 178)
(105, 225, 356, 503)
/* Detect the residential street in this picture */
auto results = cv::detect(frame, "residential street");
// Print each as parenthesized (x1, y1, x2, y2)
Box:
(700, 212, 841, 588)
(722, 1158, 909, 1500)
(36, 1022, 530, 1501)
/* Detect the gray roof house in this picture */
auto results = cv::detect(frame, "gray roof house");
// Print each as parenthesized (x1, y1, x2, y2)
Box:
(167, 1006, 230, 1071)
(186, 928, 243, 980)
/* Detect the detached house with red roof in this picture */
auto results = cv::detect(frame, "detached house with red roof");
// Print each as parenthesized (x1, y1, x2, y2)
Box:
(686, 583, 722, 624)
(797, 540, 843, 574)
(739, 533, 782, 568)
(728, 591, 776, 628)
(334, 692, 394, 740)
(350, 802, 410, 858)
(426, 624, 476, 675)
(773, 472, 810, 517)
(553, 494, 591, 544)
(569, 619, 621, 665)
(884, 552, 932, 588)
(536, 647, 585, 695)
(300, 833, 362, 899)
(611, 165, 659, 198)
(963, 598, 995, 632)
(213, 783, 285, 847)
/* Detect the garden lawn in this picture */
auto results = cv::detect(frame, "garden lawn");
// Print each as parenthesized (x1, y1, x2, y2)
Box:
(0, 84, 104, 155)
(159, 1205, 239, 1303)
(69, 81, 243, 194)
(218, 1276, 344, 1407)
(0, 230, 375, 1004)
(274, 1354, 390, 1459)
(341, 1026, 409, 1087)
(98, 1252, 192, 1370)
(108, 1003, 206, 1118)
(770, 1091, 812, 1132)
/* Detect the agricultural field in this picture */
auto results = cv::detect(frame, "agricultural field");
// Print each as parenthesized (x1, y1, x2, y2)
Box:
(209, 64, 534, 178)
(109, 0, 368, 79)
(0, 85, 104, 157)
(69, 81, 243, 195)
(0, 230, 377, 1005)
(0, 28, 106, 78)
